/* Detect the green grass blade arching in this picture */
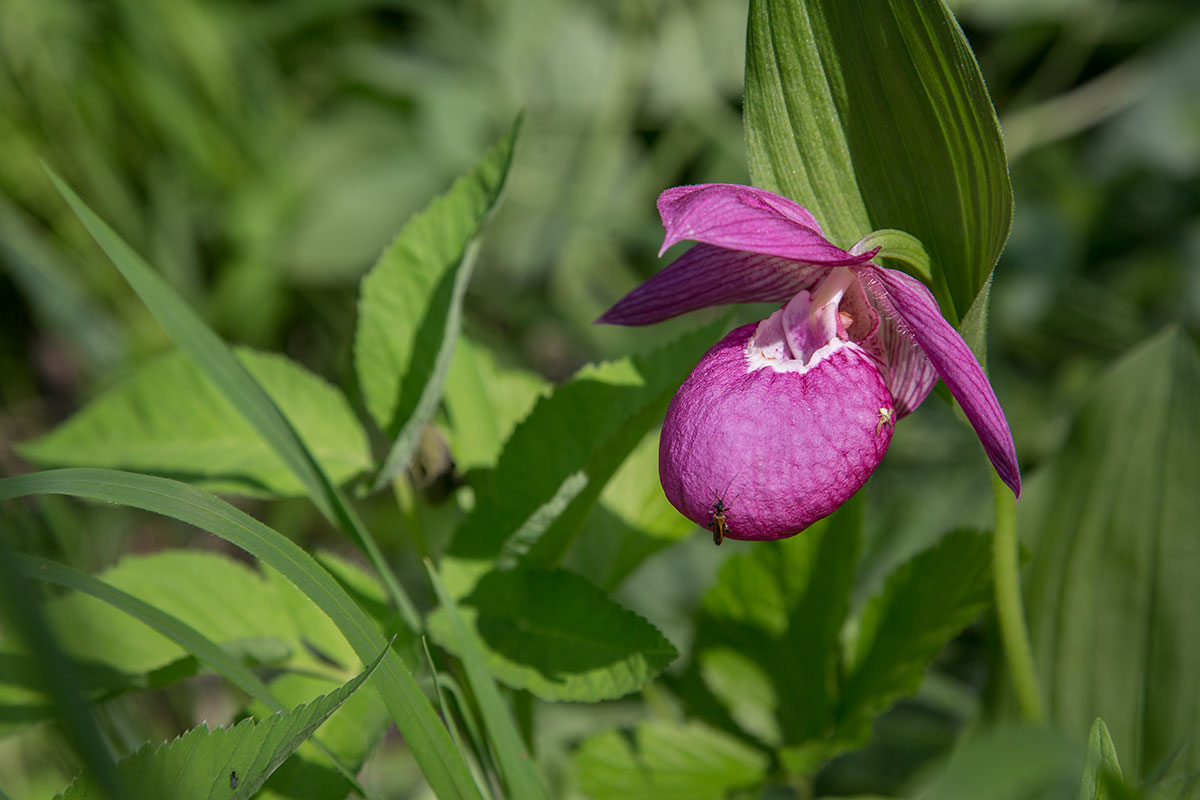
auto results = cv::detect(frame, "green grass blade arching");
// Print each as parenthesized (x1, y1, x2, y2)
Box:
(44, 166, 419, 632)
(0, 469, 482, 800)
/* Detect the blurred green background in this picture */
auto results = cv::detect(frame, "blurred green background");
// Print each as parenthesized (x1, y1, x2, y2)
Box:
(1, 0, 1198, 796)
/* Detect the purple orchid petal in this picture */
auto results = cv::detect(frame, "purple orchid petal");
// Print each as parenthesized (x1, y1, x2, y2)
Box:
(657, 184, 879, 266)
(861, 265, 1021, 498)
(597, 244, 829, 325)
(879, 316, 939, 417)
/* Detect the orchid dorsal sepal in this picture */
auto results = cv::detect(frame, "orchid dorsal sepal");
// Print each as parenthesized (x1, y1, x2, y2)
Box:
(852, 229, 933, 283)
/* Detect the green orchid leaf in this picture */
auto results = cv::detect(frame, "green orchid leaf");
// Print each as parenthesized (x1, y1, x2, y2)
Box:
(1024, 328, 1200, 779)
(745, 0, 1012, 322)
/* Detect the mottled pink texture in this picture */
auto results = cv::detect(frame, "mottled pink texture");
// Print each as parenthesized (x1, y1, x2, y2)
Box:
(659, 323, 894, 540)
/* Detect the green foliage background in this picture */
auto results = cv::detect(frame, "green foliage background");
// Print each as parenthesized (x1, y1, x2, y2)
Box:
(2, 0, 1199, 797)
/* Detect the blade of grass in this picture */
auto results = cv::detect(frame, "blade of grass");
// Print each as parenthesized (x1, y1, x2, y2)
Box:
(0, 469, 481, 800)
(0, 535, 124, 799)
(43, 167, 420, 634)
(13, 553, 381, 800)
(425, 560, 548, 800)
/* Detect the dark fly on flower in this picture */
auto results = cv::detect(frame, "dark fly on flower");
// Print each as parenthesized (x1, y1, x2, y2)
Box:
(230, 770, 238, 790)
(706, 475, 740, 546)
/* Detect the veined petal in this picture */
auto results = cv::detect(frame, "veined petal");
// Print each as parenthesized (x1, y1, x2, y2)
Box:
(879, 316, 939, 417)
(657, 184, 879, 266)
(597, 244, 829, 326)
(861, 265, 1021, 497)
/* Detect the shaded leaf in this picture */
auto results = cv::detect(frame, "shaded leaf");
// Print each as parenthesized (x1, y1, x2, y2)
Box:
(744, 0, 1011, 321)
(1024, 328, 1200, 779)
(20, 349, 369, 497)
(839, 529, 993, 734)
(428, 567, 677, 702)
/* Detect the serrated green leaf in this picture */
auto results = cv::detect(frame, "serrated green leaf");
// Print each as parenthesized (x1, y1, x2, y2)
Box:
(355, 117, 520, 489)
(1024, 328, 1200, 779)
(1079, 719, 1126, 800)
(574, 720, 768, 800)
(839, 529, 992, 732)
(444, 318, 727, 594)
(745, 0, 1012, 321)
(442, 336, 549, 472)
(0, 470, 481, 800)
(428, 567, 677, 702)
(251, 672, 390, 800)
(54, 644, 387, 800)
(19, 349, 369, 497)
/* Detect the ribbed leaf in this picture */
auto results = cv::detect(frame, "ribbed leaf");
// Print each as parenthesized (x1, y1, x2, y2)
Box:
(1024, 328, 1200, 779)
(745, 0, 1011, 322)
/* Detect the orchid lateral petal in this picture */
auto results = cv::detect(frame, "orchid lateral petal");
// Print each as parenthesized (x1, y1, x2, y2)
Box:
(879, 316, 939, 418)
(863, 265, 1021, 498)
(657, 184, 879, 266)
(597, 245, 829, 326)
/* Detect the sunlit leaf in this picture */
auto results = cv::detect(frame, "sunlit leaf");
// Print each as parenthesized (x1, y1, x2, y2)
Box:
(19, 349, 369, 497)
(354, 117, 520, 488)
(574, 720, 768, 800)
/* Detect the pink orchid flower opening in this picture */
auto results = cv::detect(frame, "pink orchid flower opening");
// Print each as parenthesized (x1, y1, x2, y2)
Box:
(598, 183, 1020, 542)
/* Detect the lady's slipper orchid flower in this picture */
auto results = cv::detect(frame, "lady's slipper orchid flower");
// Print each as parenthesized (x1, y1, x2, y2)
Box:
(598, 183, 1020, 542)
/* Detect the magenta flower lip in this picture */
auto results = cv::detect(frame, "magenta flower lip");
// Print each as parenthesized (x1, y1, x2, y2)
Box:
(599, 183, 1020, 541)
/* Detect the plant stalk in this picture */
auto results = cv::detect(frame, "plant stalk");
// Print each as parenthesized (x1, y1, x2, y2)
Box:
(992, 475, 1045, 722)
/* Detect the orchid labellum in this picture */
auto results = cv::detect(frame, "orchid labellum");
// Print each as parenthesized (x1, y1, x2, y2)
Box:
(599, 184, 1020, 541)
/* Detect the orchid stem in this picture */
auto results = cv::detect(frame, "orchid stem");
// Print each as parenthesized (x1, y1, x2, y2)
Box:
(991, 474, 1045, 722)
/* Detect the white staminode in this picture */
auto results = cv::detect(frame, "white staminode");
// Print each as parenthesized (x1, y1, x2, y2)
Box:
(745, 268, 861, 374)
